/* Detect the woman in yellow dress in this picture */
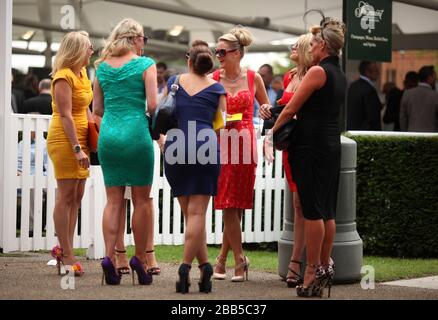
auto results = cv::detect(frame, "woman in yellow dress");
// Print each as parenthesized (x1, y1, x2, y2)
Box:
(47, 31, 94, 276)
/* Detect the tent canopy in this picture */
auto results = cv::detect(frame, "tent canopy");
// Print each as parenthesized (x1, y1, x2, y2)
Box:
(12, 0, 438, 58)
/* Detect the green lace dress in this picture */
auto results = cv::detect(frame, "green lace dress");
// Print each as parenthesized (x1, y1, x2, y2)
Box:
(96, 56, 155, 187)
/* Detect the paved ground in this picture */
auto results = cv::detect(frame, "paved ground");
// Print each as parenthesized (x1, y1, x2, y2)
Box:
(1, 252, 437, 300)
(382, 276, 438, 290)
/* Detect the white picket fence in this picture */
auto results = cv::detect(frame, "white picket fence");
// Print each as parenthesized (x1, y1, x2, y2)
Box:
(0, 114, 286, 258)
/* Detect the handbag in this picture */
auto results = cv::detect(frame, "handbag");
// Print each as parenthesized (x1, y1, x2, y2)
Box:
(262, 105, 284, 135)
(152, 75, 180, 136)
(273, 118, 297, 151)
(88, 121, 100, 165)
(88, 121, 99, 151)
(212, 108, 225, 131)
(147, 114, 160, 140)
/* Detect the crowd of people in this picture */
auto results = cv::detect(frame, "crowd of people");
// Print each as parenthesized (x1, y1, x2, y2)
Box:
(39, 13, 345, 299)
(11, 9, 436, 299)
(346, 61, 438, 133)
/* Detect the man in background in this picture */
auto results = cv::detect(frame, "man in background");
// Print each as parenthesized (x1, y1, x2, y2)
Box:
(400, 65, 438, 132)
(347, 61, 382, 131)
(254, 64, 277, 125)
(23, 79, 52, 115)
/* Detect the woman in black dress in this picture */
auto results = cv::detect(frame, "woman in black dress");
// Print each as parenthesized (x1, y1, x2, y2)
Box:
(268, 17, 347, 298)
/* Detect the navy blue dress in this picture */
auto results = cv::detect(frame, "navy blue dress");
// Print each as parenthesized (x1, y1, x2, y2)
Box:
(164, 75, 225, 197)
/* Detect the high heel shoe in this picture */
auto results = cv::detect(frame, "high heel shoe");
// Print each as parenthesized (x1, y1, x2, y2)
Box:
(213, 255, 227, 280)
(129, 256, 153, 285)
(51, 245, 65, 275)
(321, 258, 335, 298)
(176, 263, 191, 294)
(296, 264, 325, 298)
(114, 249, 130, 275)
(231, 256, 249, 282)
(198, 263, 213, 293)
(72, 262, 85, 277)
(145, 250, 161, 275)
(286, 260, 303, 288)
(51, 245, 84, 277)
(101, 256, 121, 285)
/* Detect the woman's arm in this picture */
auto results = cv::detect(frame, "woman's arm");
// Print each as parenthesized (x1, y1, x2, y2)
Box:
(218, 94, 226, 112)
(254, 72, 270, 106)
(144, 64, 158, 115)
(54, 79, 89, 168)
(272, 66, 326, 133)
(92, 78, 104, 129)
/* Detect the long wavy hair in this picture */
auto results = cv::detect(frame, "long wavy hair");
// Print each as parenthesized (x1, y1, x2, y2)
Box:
(51, 31, 90, 75)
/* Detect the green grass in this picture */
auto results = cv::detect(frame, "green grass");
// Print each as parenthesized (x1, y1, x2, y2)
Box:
(71, 245, 438, 282)
(363, 256, 438, 282)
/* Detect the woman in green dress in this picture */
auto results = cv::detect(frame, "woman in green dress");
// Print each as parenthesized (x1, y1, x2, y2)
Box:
(93, 18, 157, 285)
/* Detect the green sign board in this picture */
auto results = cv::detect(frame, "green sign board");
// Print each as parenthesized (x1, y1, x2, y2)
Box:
(346, 0, 392, 62)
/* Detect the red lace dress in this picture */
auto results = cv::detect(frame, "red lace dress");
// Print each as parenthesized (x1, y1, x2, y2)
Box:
(277, 72, 297, 192)
(213, 69, 258, 209)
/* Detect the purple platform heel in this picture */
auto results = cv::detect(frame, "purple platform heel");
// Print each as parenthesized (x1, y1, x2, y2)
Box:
(129, 256, 153, 285)
(101, 256, 122, 285)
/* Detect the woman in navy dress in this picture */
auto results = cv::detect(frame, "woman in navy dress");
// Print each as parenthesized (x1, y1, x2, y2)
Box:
(162, 40, 226, 294)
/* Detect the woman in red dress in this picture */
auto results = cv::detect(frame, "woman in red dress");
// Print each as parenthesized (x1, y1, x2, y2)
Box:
(262, 33, 313, 287)
(212, 26, 271, 282)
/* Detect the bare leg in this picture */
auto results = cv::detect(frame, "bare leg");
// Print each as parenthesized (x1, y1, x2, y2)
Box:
(320, 219, 336, 266)
(102, 186, 125, 260)
(287, 192, 305, 279)
(223, 208, 246, 278)
(302, 219, 325, 287)
(145, 198, 159, 269)
(115, 200, 127, 251)
(53, 179, 80, 265)
(114, 200, 130, 274)
(68, 179, 86, 251)
(181, 195, 210, 265)
(131, 185, 152, 262)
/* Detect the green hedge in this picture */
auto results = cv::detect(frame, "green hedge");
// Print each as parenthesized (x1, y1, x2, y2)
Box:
(347, 135, 438, 258)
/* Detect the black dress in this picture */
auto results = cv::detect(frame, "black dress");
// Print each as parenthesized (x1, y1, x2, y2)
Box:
(289, 56, 347, 220)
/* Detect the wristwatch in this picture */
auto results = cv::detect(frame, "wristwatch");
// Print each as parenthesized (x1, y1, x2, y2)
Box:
(73, 144, 81, 153)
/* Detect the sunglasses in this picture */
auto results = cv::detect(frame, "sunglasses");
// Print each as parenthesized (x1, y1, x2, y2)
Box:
(214, 48, 238, 58)
(138, 35, 149, 44)
(185, 52, 190, 59)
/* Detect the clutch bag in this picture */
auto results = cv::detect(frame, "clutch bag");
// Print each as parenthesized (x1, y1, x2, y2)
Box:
(273, 119, 297, 151)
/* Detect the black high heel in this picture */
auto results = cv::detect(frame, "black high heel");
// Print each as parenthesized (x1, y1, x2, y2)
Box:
(286, 260, 303, 288)
(176, 263, 191, 294)
(198, 262, 213, 293)
(296, 264, 325, 298)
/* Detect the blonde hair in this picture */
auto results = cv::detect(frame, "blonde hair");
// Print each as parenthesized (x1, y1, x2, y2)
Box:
(51, 31, 90, 75)
(95, 18, 143, 67)
(218, 25, 254, 59)
(295, 33, 313, 79)
(310, 17, 346, 56)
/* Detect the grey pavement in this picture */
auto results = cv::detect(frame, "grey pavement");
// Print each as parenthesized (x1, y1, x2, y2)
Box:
(1, 252, 437, 300)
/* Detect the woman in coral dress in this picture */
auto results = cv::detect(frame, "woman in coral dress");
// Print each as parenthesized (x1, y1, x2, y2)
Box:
(212, 26, 271, 282)
(262, 33, 313, 288)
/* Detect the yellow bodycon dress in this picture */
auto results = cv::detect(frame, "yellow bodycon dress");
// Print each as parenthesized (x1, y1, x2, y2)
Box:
(47, 68, 93, 179)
